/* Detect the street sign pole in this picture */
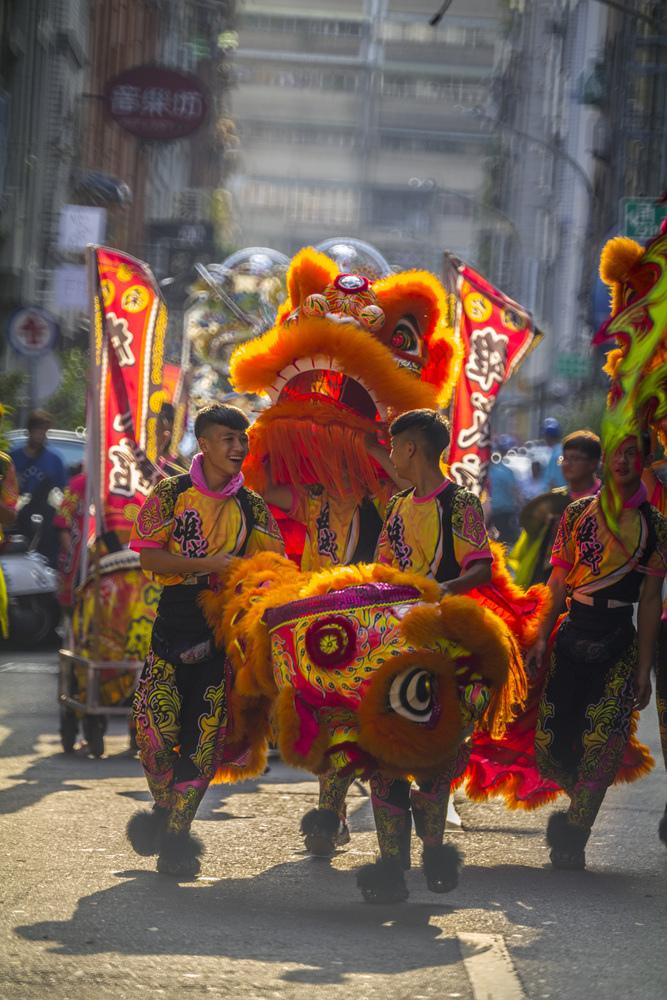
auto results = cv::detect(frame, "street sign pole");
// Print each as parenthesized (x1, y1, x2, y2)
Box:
(620, 197, 667, 241)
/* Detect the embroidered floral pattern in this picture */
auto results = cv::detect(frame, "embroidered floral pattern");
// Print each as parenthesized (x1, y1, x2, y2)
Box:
(136, 494, 163, 536)
(461, 505, 486, 546)
(536, 636, 636, 790)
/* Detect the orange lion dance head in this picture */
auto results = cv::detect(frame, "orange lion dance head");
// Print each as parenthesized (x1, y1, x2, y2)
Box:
(229, 247, 462, 503)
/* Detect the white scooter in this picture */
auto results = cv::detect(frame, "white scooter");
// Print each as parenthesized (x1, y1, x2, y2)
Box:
(0, 514, 60, 646)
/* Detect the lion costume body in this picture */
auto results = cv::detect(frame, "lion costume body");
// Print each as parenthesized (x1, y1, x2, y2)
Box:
(198, 245, 551, 899)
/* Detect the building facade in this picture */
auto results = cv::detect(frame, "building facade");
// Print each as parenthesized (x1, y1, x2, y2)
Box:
(230, 0, 504, 274)
(481, 0, 667, 436)
(0, 0, 238, 382)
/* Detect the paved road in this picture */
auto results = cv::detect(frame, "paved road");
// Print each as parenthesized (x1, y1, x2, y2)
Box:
(0, 649, 665, 1000)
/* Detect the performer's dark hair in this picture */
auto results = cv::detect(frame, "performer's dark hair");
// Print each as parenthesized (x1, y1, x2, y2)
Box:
(195, 403, 249, 439)
(390, 408, 450, 462)
(562, 430, 601, 461)
(26, 409, 51, 431)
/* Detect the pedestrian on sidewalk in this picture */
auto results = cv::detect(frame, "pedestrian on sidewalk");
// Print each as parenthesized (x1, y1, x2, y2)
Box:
(487, 435, 521, 545)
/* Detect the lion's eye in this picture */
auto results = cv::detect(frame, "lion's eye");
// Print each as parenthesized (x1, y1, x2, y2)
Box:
(390, 317, 420, 354)
(389, 667, 434, 721)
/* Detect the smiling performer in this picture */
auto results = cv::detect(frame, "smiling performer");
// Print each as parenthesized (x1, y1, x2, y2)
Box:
(125, 404, 284, 875)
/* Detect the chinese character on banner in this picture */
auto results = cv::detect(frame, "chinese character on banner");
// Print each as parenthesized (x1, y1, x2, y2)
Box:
(443, 252, 542, 495)
(86, 246, 168, 540)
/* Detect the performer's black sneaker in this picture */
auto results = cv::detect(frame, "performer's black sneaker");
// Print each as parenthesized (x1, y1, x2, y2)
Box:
(549, 848, 586, 871)
(301, 807, 350, 857)
(356, 858, 408, 904)
(546, 811, 589, 870)
(422, 843, 463, 893)
(156, 830, 204, 877)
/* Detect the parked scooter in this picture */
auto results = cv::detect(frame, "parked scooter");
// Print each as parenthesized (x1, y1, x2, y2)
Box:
(0, 514, 60, 645)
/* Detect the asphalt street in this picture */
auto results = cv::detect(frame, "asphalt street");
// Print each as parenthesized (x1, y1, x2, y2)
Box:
(0, 646, 665, 1000)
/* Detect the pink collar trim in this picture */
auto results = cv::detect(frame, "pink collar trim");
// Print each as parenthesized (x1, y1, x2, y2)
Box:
(190, 453, 244, 498)
(411, 478, 450, 504)
(622, 481, 647, 509)
(570, 478, 601, 500)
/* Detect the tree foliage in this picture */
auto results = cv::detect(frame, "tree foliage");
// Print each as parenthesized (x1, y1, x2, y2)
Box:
(42, 348, 89, 430)
(0, 368, 30, 444)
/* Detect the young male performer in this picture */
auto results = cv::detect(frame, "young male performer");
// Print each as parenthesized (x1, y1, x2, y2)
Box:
(126, 404, 284, 875)
(358, 408, 493, 901)
(263, 430, 411, 856)
(527, 432, 667, 869)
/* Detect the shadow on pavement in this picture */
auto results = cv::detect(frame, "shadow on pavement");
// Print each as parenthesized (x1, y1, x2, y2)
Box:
(14, 859, 463, 983)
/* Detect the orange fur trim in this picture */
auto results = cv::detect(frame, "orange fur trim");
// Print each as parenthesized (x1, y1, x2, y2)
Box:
(212, 743, 268, 784)
(210, 689, 273, 784)
(400, 595, 527, 737)
(246, 403, 392, 502)
(199, 552, 302, 700)
(615, 711, 655, 783)
(230, 315, 439, 411)
(286, 247, 339, 307)
(599, 237, 645, 317)
(296, 560, 439, 602)
(357, 649, 463, 778)
(470, 541, 552, 649)
(452, 769, 564, 811)
(602, 345, 624, 380)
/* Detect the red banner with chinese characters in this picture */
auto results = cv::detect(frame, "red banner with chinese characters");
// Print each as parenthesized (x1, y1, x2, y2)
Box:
(443, 254, 542, 495)
(86, 246, 167, 539)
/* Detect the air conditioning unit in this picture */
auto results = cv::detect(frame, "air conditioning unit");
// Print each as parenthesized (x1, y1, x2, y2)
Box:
(171, 189, 212, 221)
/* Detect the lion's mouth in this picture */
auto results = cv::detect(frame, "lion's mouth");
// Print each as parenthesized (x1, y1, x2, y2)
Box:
(265, 355, 387, 421)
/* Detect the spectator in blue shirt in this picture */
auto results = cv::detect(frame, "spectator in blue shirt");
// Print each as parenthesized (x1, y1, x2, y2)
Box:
(541, 417, 567, 490)
(487, 435, 521, 544)
(10, 409, 67, 567)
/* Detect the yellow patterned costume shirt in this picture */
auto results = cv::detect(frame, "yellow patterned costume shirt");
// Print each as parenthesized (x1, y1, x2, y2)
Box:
(289, 482, 392, 572)
(130, 473, 284, 585)
(551, 482, 667, 601)
(376, 479, 492, 581)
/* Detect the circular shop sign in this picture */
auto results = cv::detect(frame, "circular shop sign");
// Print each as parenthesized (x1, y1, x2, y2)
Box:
(7, 306, 59, 357)
(104, 65, 209, 140)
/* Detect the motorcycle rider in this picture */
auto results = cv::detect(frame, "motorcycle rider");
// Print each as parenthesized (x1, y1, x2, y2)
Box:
(10, 410, 67, 568)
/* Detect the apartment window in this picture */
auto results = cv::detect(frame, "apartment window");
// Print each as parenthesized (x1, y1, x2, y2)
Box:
(241, 181, 361, 227)
(243, 14, 361, 38)
(382, 19, 495, 47)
